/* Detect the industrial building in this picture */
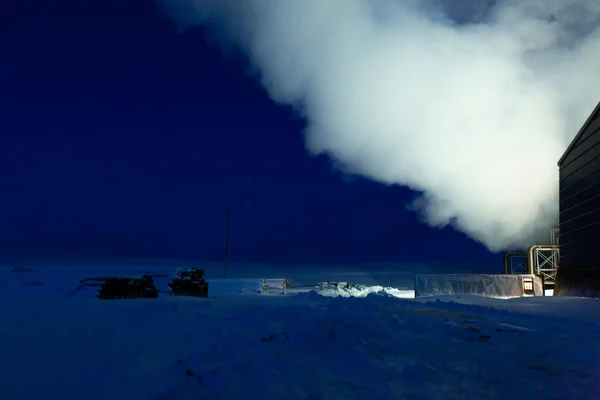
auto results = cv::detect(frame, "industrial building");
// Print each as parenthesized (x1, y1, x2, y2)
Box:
(555, 100, 600, 298)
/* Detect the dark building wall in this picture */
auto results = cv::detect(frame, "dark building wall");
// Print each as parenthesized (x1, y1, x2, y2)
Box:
(555, 101, 600, 297)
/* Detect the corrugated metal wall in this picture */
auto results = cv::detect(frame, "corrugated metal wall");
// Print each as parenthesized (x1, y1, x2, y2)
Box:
(555, 103, 600, 297)
(559, 108, 600, 269)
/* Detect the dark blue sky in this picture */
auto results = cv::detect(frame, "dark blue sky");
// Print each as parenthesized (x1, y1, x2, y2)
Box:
(0, 0, 498, 265)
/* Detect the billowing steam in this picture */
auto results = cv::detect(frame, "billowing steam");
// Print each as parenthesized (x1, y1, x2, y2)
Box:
(159, 0, 600, 251)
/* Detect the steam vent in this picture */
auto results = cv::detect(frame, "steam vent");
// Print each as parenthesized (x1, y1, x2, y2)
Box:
(555, 100, 600, 298)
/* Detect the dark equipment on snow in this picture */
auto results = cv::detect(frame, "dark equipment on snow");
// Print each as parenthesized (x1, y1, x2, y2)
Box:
(168, 268, 209, 298)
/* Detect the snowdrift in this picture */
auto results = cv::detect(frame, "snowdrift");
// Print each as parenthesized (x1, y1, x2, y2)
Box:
(414, 274, 543, 298)
(315, 284, 414, 299)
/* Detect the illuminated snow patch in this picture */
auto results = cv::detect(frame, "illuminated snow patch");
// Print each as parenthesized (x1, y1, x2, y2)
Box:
(316, 285, 414, 299)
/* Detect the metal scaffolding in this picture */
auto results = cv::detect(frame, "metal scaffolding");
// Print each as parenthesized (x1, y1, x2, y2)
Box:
(530, 245, 560, 285)
(503, 229, 560, 288)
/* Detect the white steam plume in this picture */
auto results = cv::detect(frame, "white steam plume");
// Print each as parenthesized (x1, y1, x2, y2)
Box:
(159, 0, 600, 251)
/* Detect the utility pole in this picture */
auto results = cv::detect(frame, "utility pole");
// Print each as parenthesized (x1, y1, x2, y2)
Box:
(224, 206, 232, 279)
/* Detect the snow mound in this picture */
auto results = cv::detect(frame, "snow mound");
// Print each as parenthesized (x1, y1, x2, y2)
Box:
(315, 284, 414, 299)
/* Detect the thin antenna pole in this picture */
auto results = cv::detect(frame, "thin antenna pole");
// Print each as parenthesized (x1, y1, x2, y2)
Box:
(224, 206, 232, 278)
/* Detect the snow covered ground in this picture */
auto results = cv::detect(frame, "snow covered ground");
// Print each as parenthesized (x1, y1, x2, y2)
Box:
(0, 262, 599, 399)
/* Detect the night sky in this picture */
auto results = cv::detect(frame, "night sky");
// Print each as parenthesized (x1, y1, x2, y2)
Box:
(0, 0, 498, 266)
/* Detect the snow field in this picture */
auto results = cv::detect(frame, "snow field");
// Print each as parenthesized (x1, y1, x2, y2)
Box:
(0, 263, 599, 399)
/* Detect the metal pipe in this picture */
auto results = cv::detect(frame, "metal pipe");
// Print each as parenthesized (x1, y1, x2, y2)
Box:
(503, 252, 526, 274)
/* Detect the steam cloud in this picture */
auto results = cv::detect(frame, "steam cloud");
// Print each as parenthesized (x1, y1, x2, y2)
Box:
(160, 0, 600, 251)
